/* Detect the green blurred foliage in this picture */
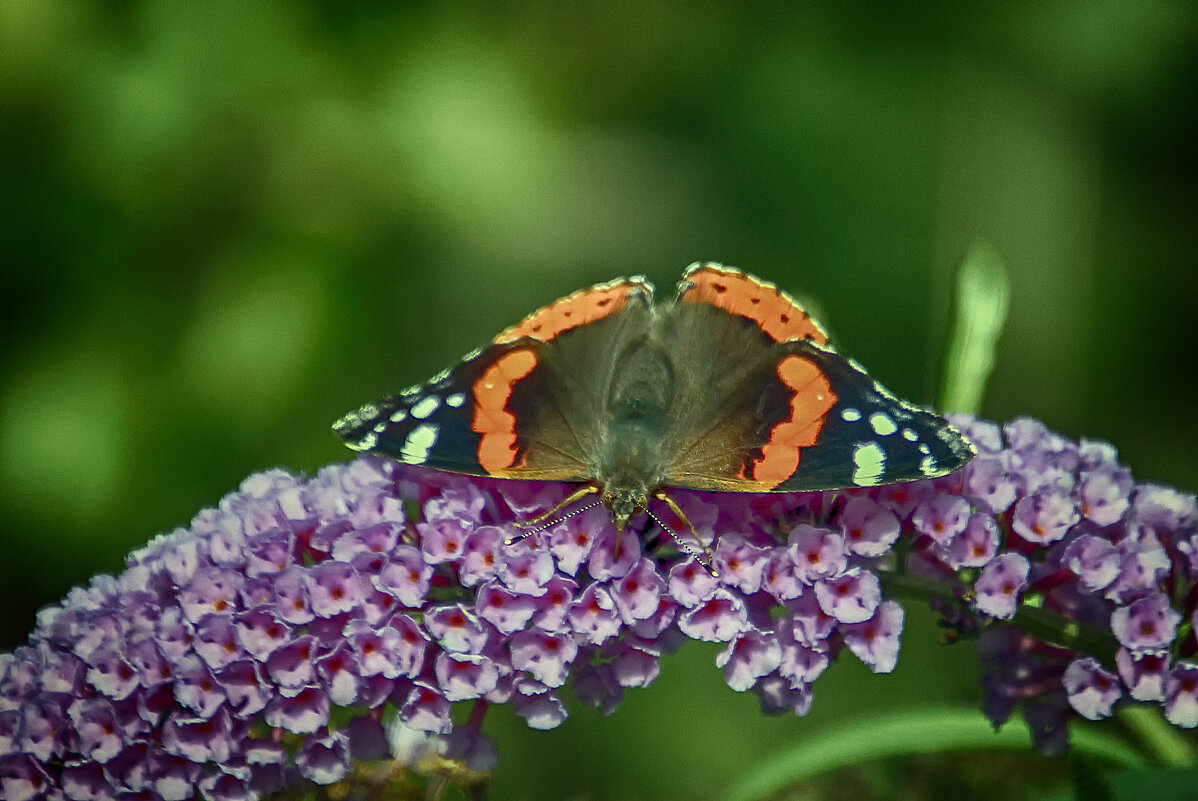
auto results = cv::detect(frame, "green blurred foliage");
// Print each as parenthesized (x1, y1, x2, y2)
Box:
(1, 2, 1196, 799)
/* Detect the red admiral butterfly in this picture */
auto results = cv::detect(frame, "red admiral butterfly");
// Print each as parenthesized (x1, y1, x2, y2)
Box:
(334, 263, 975, 570)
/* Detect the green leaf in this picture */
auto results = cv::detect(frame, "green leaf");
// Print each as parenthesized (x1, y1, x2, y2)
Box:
(725, 708, 1147, 801)
(940, 241, 1010, 415)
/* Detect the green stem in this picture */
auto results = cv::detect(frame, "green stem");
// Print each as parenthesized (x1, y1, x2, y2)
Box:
(1117, 706, 1198, 768)
(878, 571, 1118, 661)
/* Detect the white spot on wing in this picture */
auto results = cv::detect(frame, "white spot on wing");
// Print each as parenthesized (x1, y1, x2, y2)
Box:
(446, 392, 466, 408)
(390, 409, 407, 423)
(401, 424, 438, 464)
(411, 396, 440, 419)
(373, 422, 387, 433)
(350, 432, 378, 452)
(841, 408, 862, 422)
(852, 442, 887, 486)
(921, 454, 938, 475)
(902, 427, 918, 441)
(869, 412, 897, 436)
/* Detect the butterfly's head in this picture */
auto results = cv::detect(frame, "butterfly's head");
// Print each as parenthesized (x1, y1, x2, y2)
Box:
(601, 486, 649, 532)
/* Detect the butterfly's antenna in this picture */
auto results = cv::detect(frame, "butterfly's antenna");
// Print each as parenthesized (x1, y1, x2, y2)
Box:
(638, 499, 719, 577)
(506, 485, 602, 545)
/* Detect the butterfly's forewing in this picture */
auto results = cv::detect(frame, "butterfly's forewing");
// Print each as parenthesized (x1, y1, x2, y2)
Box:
(659, 264, 974, 492)
(334, 276, 656, 481)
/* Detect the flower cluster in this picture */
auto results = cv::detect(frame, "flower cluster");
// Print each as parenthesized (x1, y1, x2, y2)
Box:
(0, 415, 1195, 798)
(940, 416, 1198, 754)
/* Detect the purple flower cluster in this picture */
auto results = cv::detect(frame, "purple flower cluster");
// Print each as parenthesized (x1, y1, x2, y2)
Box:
(940, 416, 1198, 754)
(0, 415, 1195, 798)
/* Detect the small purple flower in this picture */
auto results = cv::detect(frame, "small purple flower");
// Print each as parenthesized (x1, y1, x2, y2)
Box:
(297, 730, 352, 785)
(814, 570, 881, 624)
(272, 566, 314, 624)
(531, 575, 577, 631)
(425, 604, 490, 654)
(417, 519, 470, 564)
(510, 630, 578, 688)
(69, 697, 125, 762)
(83, 643, 140, 700)
(1061, 534, 1121, 592)
(611, 557, 666, 622)
(973, 553, 1030, 619)
(1012, 491, 1079, 545)
(173, 654, 227, 718)
(609, 643, 660, 689)
(668, 559, 719, 607)
(841, 600, 904, 673)
(375, 544, 433, 607)
(476, 581, 539, 634)
(1063, 658, 1121, 720)
(1110, 593, 1180, 651)
(762, 548, 803, 601)
(1133, 485, 1198, 532)
(839, 496, 901, 557)
(787, 525, 846, 582)
(245, 528, 295, 575)
(714, 538, 771, 593)
(264, 687, 330, 734)
(178, 567, 243, 622)
(1106, 528, 1171, 603)
(716, 629, 782, 691)
(459, 525, 504, 586)
(568, 584, 622, 645)
(1164, 664, 1198, 728)
(588, 527, 640, 581)
(678, 589, 747, 642)
(1078, 468, 1132, 526)
(512, 680, 567, 730)
(1116, 648, 1169, 702)
(573, 662, 624, 715)
(218, 660, 271, 716)
(435, 652, 501, 701)
(306, 562, 364, 617)
(400, 684, 453, 734)
(787, 592, 837, 647)
(936, 513, 999, 569)
(962, 453, 1021, 514)
(163, 708, 235, 762)
(498, 546, 556, 595)
(265, 635, 317, 690)
(912, 495, 971, 546)
(547, 506, 606, 575)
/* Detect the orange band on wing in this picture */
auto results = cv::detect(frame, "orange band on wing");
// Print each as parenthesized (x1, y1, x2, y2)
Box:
(681, 265, 829, 344)
(472, 348, 538, 473)
(493, 280, 642, 344)
(748, 354, 838, 486)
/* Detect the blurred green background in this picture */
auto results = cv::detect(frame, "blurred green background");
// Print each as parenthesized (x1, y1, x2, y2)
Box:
(1, 2, 1196, 799)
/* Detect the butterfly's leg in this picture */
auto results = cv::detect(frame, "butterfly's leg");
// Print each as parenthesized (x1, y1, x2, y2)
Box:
(651, 491, 718, 575)
(506, 485, 600, 544)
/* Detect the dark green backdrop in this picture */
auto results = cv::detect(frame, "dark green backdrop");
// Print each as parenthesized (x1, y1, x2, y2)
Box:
(1, 3, 1195, 799)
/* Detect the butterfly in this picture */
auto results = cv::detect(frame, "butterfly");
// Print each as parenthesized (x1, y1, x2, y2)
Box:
(334, 263, 975, 571)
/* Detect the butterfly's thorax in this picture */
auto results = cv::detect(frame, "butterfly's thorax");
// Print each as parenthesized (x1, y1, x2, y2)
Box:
(593, 334, 675, 527)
